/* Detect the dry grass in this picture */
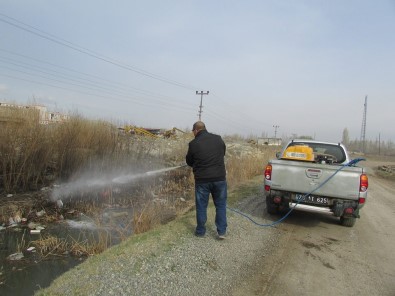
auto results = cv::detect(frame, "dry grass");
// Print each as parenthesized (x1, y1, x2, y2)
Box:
(0, 107, 50, 191)
(68, 232, 110, 256)
(226, 153, 272, 187)
(1, 108, 278, 255)
(32, 235, 69, 256)
(132, 203, 159, 234)
(0, 111, 119, 192)
(31, 231, 111, 257)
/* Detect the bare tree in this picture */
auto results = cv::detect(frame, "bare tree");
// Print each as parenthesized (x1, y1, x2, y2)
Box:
(342, 128, 350, 146)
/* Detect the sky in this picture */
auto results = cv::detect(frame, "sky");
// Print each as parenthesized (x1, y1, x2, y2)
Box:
(1, 1, 394, 142)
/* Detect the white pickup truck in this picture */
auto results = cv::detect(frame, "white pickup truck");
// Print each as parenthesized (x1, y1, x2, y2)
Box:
(264, 139, 368, 227)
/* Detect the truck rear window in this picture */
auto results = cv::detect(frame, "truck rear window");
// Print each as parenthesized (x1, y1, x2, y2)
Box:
(287, 142, 346, 164)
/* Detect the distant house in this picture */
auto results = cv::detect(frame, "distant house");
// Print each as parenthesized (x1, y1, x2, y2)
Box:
(0, 102, 69, 124)
(257, 137, 282, 146)
(0, 102, 33, 124)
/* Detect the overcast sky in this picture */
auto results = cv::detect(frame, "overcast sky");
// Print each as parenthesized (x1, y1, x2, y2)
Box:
(1, 1, 394, 142)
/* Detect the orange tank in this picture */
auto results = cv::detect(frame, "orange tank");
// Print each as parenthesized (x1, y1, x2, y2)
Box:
(282, 145, 314, 161)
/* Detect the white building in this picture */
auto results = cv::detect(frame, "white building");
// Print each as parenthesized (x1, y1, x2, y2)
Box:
(257, 137, 283, 146)
(0, 102, 69, 124)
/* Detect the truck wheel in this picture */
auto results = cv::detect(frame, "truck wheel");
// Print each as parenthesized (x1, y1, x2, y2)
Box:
(266, 196, 278, 215)
(340, 216, 356, 227)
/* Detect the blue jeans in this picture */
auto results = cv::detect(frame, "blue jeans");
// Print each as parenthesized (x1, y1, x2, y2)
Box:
(195, 180, 227, 236)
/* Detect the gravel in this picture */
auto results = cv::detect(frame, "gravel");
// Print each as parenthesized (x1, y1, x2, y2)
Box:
(36, 185, 280, 296)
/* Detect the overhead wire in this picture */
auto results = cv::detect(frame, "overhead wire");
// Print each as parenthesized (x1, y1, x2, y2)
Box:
(195, 90, 273, 135)
(203, 107, 261, 134)
(0, 13, 197, 90)
(0, 53, 262, 133)
(0, 71, 196, 114)
(0, 48, 181, 101)
(0, 13, 271, 134)
(0, 56, 194, 112)
(211, 93, 273, 128)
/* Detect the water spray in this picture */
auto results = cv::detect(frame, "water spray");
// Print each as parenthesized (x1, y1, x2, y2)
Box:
(112, 164, 188, 184)
(51, 164, 188, 203)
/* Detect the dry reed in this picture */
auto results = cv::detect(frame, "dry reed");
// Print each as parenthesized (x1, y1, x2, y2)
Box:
(1, 108, 277, 255)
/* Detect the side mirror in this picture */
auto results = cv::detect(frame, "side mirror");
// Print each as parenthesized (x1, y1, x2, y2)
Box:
(275, 152, 281, 159)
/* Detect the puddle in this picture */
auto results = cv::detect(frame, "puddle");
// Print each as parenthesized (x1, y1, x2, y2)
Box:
(0, 207, 134, 295)
(0, 227, 79, 295)
(1, 254, 82, 295)
(0, 165, 189, 295)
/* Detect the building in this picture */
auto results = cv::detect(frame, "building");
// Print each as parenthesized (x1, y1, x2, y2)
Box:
(0, 102, 69, 124)
(257, 137, 283, 146)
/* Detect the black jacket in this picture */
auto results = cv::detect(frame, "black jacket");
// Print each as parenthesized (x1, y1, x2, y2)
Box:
(186, 130, 226, 183)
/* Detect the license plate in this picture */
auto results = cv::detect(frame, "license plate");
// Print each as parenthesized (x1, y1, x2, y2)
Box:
(295, 194, 328, 205)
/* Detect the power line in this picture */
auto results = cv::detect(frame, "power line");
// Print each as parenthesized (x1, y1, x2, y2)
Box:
(0, 59, 272, 136)
(0, 48, 190, 104)
(210, 93, 273, 128)
(0, 57, 193, 111)
(1, 66, 270, 135)
(0, 14, 274, 135)
(203, 108, 262, 134)
(0, 13, 197, 90)
(0, 72, 196, 113)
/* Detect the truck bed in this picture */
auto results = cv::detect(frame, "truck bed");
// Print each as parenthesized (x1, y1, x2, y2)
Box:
(268, 159, 365, 200)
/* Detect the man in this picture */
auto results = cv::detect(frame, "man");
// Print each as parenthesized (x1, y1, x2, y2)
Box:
(186, 121, 227, 239)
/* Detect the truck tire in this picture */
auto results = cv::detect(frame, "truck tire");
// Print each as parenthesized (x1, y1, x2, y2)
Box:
(266, 196, 278, 215)
(340, 216, 356, 227)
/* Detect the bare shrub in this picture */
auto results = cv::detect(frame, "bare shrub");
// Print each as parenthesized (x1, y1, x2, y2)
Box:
(55, 116, 119, 179)
(0, 107, 54, 191)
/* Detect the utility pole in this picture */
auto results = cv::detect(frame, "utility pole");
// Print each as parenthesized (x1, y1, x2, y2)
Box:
(196, 91, 209, 120)
(360, 95, 367, 153)
(378, 133, 381, 155)
(273, 125, 280, 138)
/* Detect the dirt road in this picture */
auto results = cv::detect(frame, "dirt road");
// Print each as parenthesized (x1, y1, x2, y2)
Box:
(34, 159, 395, 296)
(234, 161, 395, 296)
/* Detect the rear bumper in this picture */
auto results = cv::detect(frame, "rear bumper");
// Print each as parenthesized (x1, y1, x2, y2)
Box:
(289, 202, 332, 214)
(267, 190, 362, 218)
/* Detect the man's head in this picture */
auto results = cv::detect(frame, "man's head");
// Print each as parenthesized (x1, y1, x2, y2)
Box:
(192, 121, 206, 136)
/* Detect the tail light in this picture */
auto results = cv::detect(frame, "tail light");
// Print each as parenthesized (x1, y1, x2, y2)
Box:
(264, 164, 272, 192)
(264, 164, 272, 180)
(359, 197, 366, 204)
(359, 174, 368, 192)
